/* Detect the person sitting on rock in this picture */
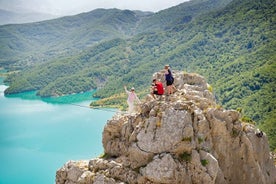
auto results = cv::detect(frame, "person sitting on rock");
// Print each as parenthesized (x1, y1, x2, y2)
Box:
(151, 79, 164, 99)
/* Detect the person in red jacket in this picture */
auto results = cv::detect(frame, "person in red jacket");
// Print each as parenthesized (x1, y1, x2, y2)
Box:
(151, 79, 164, 99)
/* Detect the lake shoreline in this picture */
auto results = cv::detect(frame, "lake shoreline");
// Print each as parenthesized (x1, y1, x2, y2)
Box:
(0, 80, 116, 184)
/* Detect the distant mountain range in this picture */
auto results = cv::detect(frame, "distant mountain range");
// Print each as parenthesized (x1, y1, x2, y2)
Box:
(0, 0, 232, 69)
(1, 0, 275, 150)
(0, 9, 58, 25)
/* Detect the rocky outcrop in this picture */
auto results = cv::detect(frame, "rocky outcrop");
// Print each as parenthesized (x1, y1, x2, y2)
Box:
(56, 71, 276, 184)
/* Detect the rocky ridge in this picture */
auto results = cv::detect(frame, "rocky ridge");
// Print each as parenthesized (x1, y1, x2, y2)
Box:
(56, 71, 276, 184)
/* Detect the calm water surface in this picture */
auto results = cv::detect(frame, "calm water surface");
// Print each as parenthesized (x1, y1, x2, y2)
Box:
(0, 81, 116, 184)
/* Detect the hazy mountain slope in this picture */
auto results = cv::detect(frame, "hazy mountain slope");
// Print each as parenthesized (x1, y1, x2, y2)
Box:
(0, 9, 57, 25)
(134, 0, 232, 33)
(0, 9, 152, 69)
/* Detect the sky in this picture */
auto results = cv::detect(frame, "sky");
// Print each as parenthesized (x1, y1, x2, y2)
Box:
(0, 0, 190, 16)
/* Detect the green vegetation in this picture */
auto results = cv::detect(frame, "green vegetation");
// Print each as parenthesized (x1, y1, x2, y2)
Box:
(198, 137, 204, 144)
(179, 152, 192, 162)
(201, 159, 209, 167)
(0, 9, 151, 70)
(241, 116, 256, 125)
(231, 129, 240, 138)
(259, 112, 276, 152)
(207, 84, 213, 93)
(1, 0, 275, 150)
(182, 137, 192, 142)
(98, 152, 111, 159)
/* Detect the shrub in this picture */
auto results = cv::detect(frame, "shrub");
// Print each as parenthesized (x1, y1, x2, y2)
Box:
(231, 129, 240, 137)
(198, 137, 204, 144)
(241, 116, 255, 125)
(182, 137, 192, 142)
(201, 159, 209, 166)
(207, 84, 213, 93)
(179, 152, 192, 162)
(98, 152, 111, 159)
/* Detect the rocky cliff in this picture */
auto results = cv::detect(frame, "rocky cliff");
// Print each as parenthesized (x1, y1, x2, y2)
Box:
(56, 71, 276, 184)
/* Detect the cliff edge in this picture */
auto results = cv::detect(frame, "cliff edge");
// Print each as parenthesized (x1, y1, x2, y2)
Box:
(56, 71, 276, 184)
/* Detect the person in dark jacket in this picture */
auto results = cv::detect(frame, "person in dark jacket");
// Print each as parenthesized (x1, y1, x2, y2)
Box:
(164, 64, 174, 95)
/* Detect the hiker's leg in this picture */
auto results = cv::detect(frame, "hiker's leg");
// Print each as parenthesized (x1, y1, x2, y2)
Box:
(128, 101, 134, 113)
(157, 95, 162, 100)
(165, 85, 169, 95)
(172, 85, 176, 92)
(129, 103, 135, 113)
(168, 85, 172, 94)
(151, 92, 156, 99)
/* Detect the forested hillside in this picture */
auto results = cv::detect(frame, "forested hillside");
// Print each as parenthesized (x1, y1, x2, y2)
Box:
(2, 0, 276, 150)
(134, 0, 232, 33)
(0, 0, 231, 70)
(0, 9, 152, 70)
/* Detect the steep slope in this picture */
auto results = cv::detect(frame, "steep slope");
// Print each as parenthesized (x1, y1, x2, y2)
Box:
(4, 38, 127, 95)
(135, 0, 232, 33)
(0, 0, 232, 70)
(0, 9, 151, 69)
(56, 71, 276, 184)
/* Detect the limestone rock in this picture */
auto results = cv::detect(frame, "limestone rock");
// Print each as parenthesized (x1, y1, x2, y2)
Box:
(140, 153, 179, 183)
(56, 71, 276, 184)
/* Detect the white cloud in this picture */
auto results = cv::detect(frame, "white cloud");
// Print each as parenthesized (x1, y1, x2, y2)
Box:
(0, 0, 189, 15)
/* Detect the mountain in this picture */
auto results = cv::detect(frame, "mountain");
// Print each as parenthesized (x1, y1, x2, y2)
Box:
(135, 0, 232, 33)
(2, 0, 234, 93)
(56, 71, 276, 184)
(2, 0, 276, 150)
(0, 9, 57, 25)
(0, 8, 153, 69)
(0, 9, 154, 70)
(0, 0, 232, 70)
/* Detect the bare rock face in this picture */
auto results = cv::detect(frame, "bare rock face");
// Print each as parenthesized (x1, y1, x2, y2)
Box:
(56, 71, 276, 184)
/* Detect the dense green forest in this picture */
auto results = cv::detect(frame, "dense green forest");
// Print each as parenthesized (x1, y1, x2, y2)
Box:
(1, 0, 275, 150)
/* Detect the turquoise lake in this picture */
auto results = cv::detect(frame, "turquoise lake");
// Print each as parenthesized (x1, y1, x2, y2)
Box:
(0, 79, 116, 184)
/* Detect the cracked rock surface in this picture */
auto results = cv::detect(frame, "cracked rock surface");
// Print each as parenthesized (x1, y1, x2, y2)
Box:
(56, 71, 276, 184)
